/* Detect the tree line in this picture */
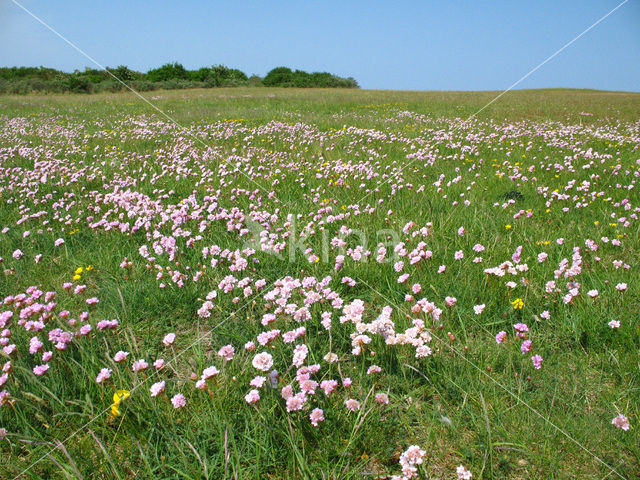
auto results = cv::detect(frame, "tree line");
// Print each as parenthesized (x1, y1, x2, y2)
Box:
(0, 63, 359, 94)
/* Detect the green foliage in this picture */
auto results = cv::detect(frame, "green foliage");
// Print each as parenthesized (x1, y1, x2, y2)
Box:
(0, 64, 356, 95)
(145, 62, 189, 82)
(263, 66, 359, 88)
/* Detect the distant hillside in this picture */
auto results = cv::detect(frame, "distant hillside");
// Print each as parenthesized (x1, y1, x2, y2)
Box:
(0, 63, 359, 94)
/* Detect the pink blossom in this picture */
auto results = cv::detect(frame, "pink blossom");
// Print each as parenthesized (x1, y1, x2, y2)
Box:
(218, 344, 235, 361)
(457, 465, 473, 480)
(310, 408, 324, 426)
(375, 393, 389, 404)
(252, 352, 274, 372)
(244, 389, 260, 404)
(345, 398, 360, 412)
(473, 304, 485, 315)
(250, 376, 266, 388)
(202, 366, 219, 379)
(171, 393, 186, 408)
(531, 355, 543, 369)
(612, 414, 630, 431)
(114, 351, 129, 363)
(150, 381, 165, 397)
(33, 364, 49, 375)
(96, 368, 112, 383)
(162, 333, 176, 346)
(132, 359, 148, 372)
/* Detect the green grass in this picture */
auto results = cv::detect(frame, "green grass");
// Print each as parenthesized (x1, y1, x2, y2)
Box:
(0, 87, 639, 479)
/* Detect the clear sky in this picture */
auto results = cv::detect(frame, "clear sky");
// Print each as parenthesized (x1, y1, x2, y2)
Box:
(1, 0, 639, 91)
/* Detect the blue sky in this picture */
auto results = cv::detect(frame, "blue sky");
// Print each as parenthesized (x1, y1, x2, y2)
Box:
(1, 0, 639, 91)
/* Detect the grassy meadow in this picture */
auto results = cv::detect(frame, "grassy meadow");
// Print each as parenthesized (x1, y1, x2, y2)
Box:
(0, 87, 639, 479)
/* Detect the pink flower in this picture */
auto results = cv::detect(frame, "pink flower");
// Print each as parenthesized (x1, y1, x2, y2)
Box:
(292, 344, 308, 367)
(286, 392, 307, 412)
(473, 304, 485, 315)
(54, 238, 64, 247)
(12, 250, 24, 260)
(218, 344, 235, 361)
(531, 355, 543, 369)
(615, 283, 627, 292)
(2, 345, 16, 356)
(540, 311, 550, 320)
(114, 351, 129, 363)
(154, 358, 165, 369)
(163, 333, 176, 346)
(96, 368, 112, 383)
(345, 398, 360, 412)
(612, 414, 630, 431)
(252, 352, 274, 372)
(457, 465, 473, 479)
(438, 265, 446, 273)
(33, 364, 49, 376)
(454, 250, 464, 260)
(310, 408, 324, 426)
(367, 365, 382, 375)
(495, 331, 507, 344)
(521, 340, 532, 354)
(86, 297, 99, 305)
(150, 381, 165, 397)
(472, 243, 485, 253)
(132, 359, 148, 372)
(171, 393, 186, 408)
(244, 389, 260, 404)
(250, 376, 266, 388)
(281, 384, 294, 400)
(320, 379, 338, 396)
(445, 296, 457, 307)
(202, 366, 219, 379)
(608, 320, 620, 329)
(343, 377, 352, 388)
(375, 393, 389, 404)
(398, 445, 426, 479)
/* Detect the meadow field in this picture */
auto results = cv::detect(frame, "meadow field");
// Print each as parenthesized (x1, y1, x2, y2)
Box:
(0, 87, 639, 479)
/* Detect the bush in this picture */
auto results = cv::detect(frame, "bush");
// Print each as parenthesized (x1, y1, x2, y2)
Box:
(65, 76, 93, 93)
(145, 63, 189, 82)
(263, 67, 358, 88)
(0, 64, 358, 95)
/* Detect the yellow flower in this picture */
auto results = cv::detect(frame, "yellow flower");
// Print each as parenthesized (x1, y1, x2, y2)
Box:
(111, 403, 121, 417)
(511, 298, 524, 310)
(86, 265, 93, 271)
(110, 389, 131, 418)
(75, 267, 83, 275)
(505, 224, 512, 230)
(72, 274, 81, 281)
